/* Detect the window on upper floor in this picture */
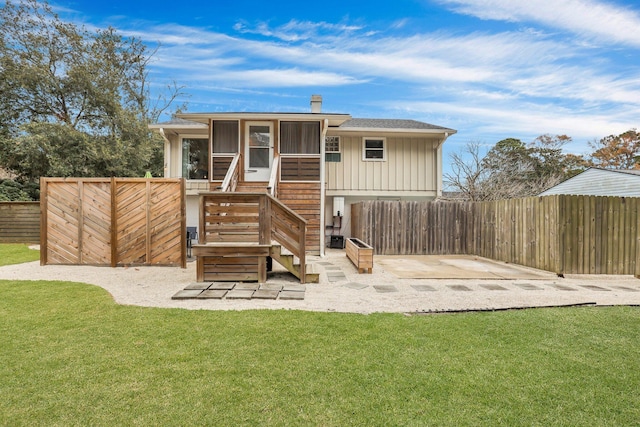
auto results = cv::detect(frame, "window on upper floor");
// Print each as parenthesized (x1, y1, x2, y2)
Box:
(325, 136, 341, 162)
(182, 138, 209, 179)
(363, 137, 386, 161)
(280, 121, 320, 154)
(212, 120, 239, 153)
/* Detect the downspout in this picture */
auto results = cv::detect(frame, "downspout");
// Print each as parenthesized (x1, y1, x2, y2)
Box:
(436, 132, 449, 198)
(320, 119, 329, 256)
(159, 128, 171, 178)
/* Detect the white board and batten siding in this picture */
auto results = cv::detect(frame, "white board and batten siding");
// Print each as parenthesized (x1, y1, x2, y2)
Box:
(540, 168, 640, 197)
(325, 134, 440, 195)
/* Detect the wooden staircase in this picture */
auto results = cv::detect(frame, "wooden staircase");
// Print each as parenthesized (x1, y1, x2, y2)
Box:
(194, 156, 318, 284)
(270, 244, 319, 283)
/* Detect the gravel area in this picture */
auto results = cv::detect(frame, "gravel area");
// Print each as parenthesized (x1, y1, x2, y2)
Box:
(1, 251, 640, 314)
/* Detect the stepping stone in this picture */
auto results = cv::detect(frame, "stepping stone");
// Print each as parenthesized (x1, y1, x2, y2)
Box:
(235, 283, 260, 290)
(261, 284, 283, 291)
(411, 285, 436, 292)
(480, 284, 508, 291)
(611, 286, 640, 292)
(324, 266, 342, 271)
(326, 273, 347, 282)
(197, 289, 227, 299)
(209, 282, 236, 290)
(252, 289, 280, 299)
(279, 291, 305, 300)
(514, 283, 543, 290)
(317, 262, 333, 266)
(226, 290, 255, 299)
(580, 285, 610, 291)
(171, 289, 203, 299)
(343, 282, 368, 290)
(447, 285, 472, 292)
(283, 284, 306, 292)
(549, 284, 577, 291)
(184, 282, 211, 290)
(374, 285, 398, 293)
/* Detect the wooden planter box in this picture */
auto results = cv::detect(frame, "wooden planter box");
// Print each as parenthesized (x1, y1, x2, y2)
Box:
(346, 238, 373, 274)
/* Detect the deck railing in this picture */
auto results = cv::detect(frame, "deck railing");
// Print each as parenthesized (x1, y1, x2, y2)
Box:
(267, 155, 280, 197)
(217, 153, 241, 192)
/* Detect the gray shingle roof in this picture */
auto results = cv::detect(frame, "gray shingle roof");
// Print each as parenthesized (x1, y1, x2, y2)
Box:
(339, 118, 455, 132)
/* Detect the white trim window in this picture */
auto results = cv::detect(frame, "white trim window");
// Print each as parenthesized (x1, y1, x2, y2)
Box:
(362, 137, 386, 161)
(325, 135, 341, 162)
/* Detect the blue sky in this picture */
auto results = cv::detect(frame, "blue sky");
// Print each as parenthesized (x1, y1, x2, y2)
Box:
(51, 0, 639, 166)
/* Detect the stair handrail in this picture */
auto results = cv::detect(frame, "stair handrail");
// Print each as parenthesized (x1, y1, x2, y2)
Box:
(266, 194, 307, 283)
(267, 155, 280, 197)
(218, 153, 241, 192)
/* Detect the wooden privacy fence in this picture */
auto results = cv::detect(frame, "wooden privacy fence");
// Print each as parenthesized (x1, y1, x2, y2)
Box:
(41, 178, 185, 267)
(352, 195, 640, 276)
(0, 202, 40, 243)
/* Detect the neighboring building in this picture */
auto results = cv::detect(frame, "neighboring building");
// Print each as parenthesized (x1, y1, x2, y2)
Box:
(540, 168, 640, 197)
(150, 95, 456, 254)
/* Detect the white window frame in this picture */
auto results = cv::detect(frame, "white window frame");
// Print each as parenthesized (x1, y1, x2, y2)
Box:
(362, 137, 386, 161)
(325, 135, 341, 153)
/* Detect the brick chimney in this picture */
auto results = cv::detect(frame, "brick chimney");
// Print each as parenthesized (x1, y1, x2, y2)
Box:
(310, 95, 322, 113)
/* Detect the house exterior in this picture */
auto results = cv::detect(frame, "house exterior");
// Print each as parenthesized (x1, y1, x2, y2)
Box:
(540, 168, 640, 197)
(150, 95, 456, 255)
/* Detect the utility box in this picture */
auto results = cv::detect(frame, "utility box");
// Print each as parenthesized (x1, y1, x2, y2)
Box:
(329, 235, 345, 249)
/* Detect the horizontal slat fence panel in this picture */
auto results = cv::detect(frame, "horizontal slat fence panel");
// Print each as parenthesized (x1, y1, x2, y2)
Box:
(0, 202, 40, 243)
(41, 178, 185, 267)
(352, 195, 640, 276)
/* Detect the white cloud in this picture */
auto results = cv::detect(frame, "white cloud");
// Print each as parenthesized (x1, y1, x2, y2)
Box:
(437, 0, 640, 47)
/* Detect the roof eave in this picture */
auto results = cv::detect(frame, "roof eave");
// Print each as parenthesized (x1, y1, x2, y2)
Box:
(332, 127, 457, 135)
(175, 112, 352, 127)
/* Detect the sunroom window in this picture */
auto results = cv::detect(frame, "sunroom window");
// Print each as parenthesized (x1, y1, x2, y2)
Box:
(182, 138, 209, 179)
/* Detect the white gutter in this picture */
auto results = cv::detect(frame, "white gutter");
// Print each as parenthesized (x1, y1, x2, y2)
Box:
(436, 132, 451, 197)
(159, 128, 171, 178)
(320, 119, 329, 256)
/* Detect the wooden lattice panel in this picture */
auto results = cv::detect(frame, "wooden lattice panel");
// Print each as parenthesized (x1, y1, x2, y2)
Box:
(80, 181, 111, 264)
(41, 178, 185, 267)
(45, 181, 81, 264)
(149, 182, 183, 265)
(115, 181, 148, 265)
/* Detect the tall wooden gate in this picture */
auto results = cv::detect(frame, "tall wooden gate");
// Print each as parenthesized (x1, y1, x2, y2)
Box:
(41, 178, 185, 267)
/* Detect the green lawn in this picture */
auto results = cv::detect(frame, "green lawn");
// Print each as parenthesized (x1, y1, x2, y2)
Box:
(1, 280, 639, 426)
(0, 243, 40, 266)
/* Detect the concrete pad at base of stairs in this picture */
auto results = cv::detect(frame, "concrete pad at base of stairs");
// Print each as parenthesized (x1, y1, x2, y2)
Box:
(172, 289, 203, 299)
(235, 283, 260, 290)
(184, 282, 211, 290)
(252, 289, 280, 299)
(279, 291, 305, 300)
(209, 282, 236, 290)
(226, 290, 255, 299)
(197, 289, 227, 299)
